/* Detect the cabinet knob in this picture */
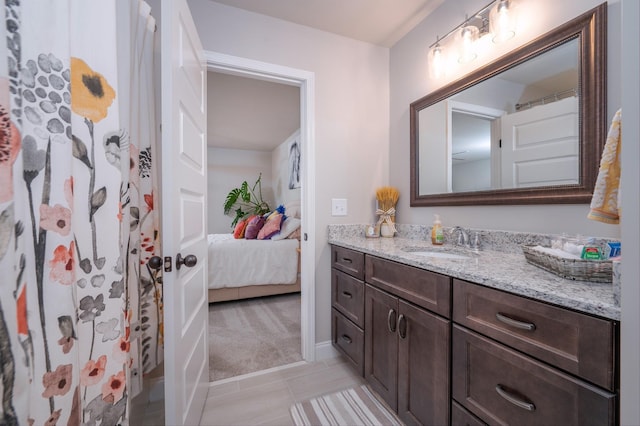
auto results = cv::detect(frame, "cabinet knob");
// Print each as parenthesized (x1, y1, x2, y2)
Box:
(495, 312, 536, 331)
(341, 334, 352, 344)
(398, 314, 407, 339)
(387, 309, 397, 333)
(495, 384, 536, 412)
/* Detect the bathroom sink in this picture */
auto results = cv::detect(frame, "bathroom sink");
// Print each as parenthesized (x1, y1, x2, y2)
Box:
(402, 246, 474, 260)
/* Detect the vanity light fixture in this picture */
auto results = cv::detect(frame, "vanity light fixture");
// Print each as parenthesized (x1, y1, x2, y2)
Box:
(428, 0, 518, 77)
(457, 19, 479, 63)
(491, 0, 517, 43)
(429, 38, 445, 78)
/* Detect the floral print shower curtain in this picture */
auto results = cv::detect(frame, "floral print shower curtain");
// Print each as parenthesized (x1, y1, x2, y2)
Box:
(0, 1, 162, 424)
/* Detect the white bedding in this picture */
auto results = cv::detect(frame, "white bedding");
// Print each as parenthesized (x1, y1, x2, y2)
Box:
(207, 233, 299, 289)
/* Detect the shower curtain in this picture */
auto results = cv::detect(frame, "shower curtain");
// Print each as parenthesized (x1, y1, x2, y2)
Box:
(0, 1, 162, 424)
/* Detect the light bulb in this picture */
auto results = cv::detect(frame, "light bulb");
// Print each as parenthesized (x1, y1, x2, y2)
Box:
(458, 24, 478, 63)
(491, 0, 516, 43)
(429, 44, 445, 79)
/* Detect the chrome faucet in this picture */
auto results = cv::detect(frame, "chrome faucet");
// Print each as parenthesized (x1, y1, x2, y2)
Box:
(451, 226, 469, 247)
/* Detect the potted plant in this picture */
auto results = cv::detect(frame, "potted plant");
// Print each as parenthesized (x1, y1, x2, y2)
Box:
(223, 173, 271, 228)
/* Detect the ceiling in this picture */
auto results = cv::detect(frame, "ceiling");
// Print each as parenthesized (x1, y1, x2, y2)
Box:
(208, 72, 300, 150)
(207, 0, 446, 151)
(210, 0, 444, 48)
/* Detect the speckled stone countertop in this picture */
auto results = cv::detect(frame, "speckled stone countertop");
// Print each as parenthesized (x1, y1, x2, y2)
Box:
(328, 224, 620, 321)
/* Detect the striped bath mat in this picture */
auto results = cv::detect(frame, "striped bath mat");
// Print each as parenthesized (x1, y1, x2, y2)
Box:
(290, 385, 403, 426)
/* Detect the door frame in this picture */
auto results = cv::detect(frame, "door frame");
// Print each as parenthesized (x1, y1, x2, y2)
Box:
(204, 51, 316, 362)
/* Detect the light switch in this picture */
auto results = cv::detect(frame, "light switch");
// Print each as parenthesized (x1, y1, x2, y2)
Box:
(331, 198, 348, 216)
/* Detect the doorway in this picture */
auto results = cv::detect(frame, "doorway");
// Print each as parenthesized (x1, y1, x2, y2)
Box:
(205, 51, 316, 372)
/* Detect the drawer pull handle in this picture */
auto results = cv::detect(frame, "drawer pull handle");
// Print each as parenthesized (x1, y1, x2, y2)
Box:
(387, 309, 397, 333)
(495, 384, 536, 412)
(398, 314, 407, 339)
(342, 257, 353, 264)
(495, 312, 536, 331)
(342, 291, 353, 299)
(341, 334, 352, 344)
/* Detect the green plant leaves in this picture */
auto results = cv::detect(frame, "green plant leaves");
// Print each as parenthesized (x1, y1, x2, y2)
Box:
(223, 174, 271, 228)
(224, 187, 243, 215)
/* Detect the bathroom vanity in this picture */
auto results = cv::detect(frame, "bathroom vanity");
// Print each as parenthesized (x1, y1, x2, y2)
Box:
(329, 226, 619, 426)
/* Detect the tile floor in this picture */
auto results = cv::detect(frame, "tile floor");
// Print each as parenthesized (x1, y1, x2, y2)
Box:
(131, 356, 365, 425)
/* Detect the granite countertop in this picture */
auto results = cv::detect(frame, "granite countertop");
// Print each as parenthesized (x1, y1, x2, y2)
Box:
(328, 232, 620, 321)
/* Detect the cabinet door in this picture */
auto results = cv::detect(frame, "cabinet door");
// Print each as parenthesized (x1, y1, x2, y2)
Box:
(331, 308, 364, 376)
(331, 269, 365, 328)
(397, 300, 450, 426)
(365, 284, 399, 411)
(453, 279, 615, 390)
(452, 325, 616, 426)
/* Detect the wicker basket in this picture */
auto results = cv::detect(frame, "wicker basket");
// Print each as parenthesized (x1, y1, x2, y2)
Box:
(522, 245, 612, 283)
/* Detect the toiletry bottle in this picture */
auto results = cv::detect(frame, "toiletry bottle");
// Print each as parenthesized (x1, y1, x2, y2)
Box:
(431, 214, 444, 245)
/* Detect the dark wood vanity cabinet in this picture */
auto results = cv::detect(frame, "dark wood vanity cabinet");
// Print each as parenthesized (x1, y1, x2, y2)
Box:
(364, 256, 451, 426)
(330, 246, 365, 375)
(452, 279, 618, 426)
(330, 246, 619, 426)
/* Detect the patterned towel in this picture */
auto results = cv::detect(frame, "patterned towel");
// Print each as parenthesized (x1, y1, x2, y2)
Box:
(588, 109, 622, 224)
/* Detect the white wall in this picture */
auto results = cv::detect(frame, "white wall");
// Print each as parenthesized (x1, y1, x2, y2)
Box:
(207, 147, 274, 234)
(390, 0, 622, 238)
(188, 0, 390, 343)
(620, 1, 640, 424)
(453, 159, 491, 192)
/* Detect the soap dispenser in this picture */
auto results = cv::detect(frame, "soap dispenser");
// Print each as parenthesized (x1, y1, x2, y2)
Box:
(431, 214, 444, 245)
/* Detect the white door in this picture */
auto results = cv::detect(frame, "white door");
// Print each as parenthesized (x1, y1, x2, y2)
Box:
(161, 0, 209, 424)
(501, 96, 579, 188)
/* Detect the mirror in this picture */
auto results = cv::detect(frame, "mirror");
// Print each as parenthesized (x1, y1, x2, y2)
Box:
(410, 4, 606, 206)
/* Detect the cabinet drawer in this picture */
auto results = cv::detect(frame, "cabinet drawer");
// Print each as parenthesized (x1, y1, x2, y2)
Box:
(452, 401, 487, 426)
(332, 308, 364, 376)
(331, 246, 365, 280)
(365, 255, 451, 318)
(453, 279, 616, 390)
(331, 269, 364, 328)
(452, 326, 616, 426)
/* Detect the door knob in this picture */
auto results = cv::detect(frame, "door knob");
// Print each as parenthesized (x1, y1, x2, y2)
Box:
(148, 256, 163, 271)
(176, 253, 197, 270)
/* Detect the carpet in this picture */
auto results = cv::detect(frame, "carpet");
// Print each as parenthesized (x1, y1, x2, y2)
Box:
(290, 385, 403, 426)
(208, 293, 302, 381)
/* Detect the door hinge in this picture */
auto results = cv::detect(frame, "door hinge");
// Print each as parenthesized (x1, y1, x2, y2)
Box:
(164, 256, 172, 272)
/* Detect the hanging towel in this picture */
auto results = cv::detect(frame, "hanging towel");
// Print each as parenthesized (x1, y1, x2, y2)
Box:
(588, 108, 622, 224)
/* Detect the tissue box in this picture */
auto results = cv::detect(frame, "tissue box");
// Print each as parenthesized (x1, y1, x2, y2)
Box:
(522, 245, 613, 283)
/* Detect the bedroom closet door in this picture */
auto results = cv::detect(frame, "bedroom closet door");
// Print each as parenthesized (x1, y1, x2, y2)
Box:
(161, 0, 209, 424)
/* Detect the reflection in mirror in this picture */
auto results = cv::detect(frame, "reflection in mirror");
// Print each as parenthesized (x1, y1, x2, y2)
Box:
(418, 39, 579, 195)
(410, 4, 606, 206)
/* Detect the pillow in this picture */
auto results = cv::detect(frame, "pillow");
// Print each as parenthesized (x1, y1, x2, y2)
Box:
(244, 216, 265, 239)
(287, 227, 301, 240)
(271, 217, 301, 240)
(264, 205, 286, 221)
(257, 213, 284, 240)
(232, 217, 250, 239)
(283, 200, 301, 219)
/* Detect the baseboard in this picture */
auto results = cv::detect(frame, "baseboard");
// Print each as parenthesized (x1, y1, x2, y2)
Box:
(315, 340, 339, 361)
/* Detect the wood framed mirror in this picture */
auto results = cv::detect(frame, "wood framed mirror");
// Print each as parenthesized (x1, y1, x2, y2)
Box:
(410, 3, 606, 206)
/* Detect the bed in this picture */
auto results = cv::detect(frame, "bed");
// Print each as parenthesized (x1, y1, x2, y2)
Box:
(207, 233, 301, 303)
